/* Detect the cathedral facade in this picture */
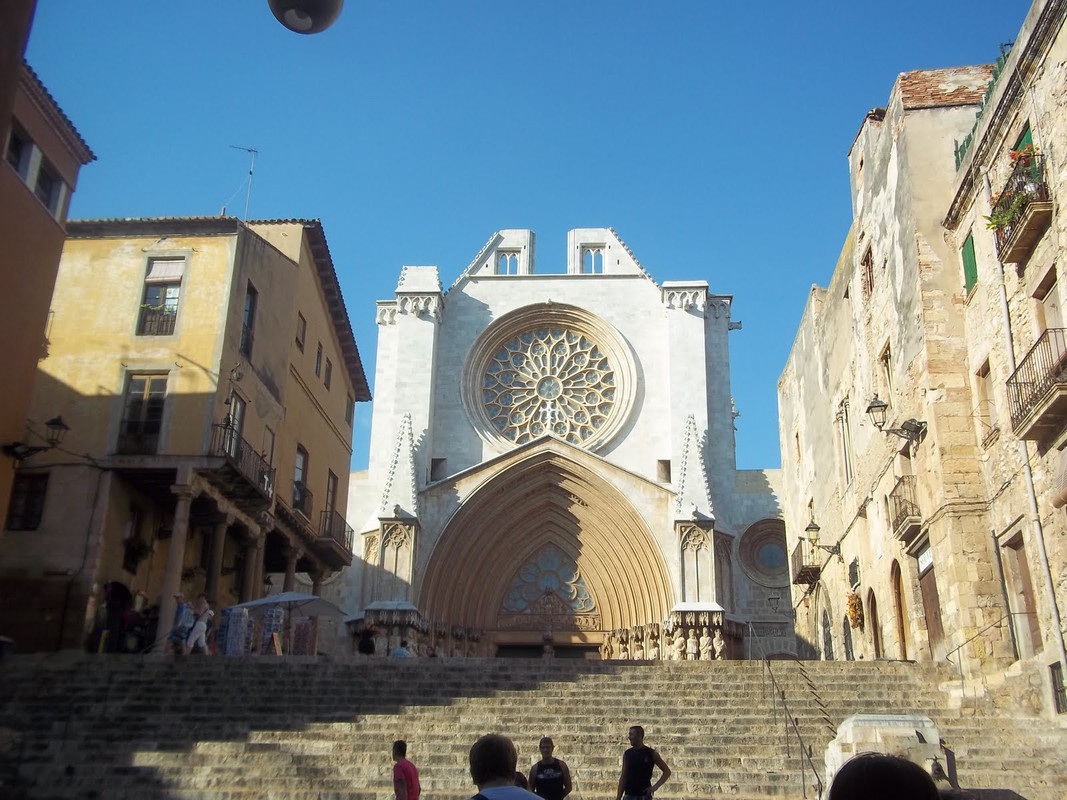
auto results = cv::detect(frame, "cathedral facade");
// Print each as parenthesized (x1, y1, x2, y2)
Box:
(335, 228, 789, 658)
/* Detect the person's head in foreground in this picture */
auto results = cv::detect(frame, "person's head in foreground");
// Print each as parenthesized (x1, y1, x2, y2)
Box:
(469, 733, 518, 788)
(392, 740, 407, 761)
(827, 753, 939, 800)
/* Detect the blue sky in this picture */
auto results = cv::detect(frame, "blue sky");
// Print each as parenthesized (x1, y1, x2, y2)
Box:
(25, 1, 1027, 472)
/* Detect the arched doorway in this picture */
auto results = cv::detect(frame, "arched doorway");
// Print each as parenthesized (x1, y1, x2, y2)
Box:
(841, 615, 855, 661)
(868, 589, 883, 659)
(891, 560, 909, 660)
(815, 583, 834, 661)
(418, 449, 673, 654)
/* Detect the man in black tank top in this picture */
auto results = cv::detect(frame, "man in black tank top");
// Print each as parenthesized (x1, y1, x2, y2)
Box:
(615, 726, 671, 800)
(528, 737, 572, 800)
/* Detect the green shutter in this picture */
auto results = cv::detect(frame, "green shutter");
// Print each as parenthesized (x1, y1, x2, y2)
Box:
(962, 233, 978, 293)
(1014, 125, 1033, 150)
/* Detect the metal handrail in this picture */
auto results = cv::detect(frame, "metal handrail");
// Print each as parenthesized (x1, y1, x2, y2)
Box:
(747, 622, 824, 799)
(944, 610, 1036, 669)
(944, 611, 1038, 713)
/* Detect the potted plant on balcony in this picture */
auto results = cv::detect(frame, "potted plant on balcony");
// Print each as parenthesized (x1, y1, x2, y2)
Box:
(986, 189, 1029, 231)
(846, 591, 864, 630)
(1009, 143, 1038, 167)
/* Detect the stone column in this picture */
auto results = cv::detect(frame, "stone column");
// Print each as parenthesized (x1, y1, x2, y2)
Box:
(310, 570, 326, 654)
(205, 514, 232, 604)
(156, 472, 196, 653)
(283, 545, 302, 592)
(241, 533, 264, 602)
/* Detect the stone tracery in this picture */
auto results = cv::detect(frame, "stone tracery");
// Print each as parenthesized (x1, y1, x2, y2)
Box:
(482, 328, 617, 446)
(501, 544, 595, 615)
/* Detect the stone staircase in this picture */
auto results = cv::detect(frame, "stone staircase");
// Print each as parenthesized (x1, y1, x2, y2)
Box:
(0, 654, 1065, 800)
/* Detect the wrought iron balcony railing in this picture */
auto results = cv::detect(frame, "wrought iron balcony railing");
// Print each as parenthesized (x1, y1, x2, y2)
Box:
(136, 307, 177, 336)
(319, 508, 355, 553)
(888, 475, 921, 543)
(791, 540, 820, 586)
(293, 480, 314, 519)
(990, 155, 1053, 262)
(208, 422, 275, 499)
(1006, 328, 1067, 436)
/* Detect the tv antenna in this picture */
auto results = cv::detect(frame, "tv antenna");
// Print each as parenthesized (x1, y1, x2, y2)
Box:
(228, 145, 258, 220)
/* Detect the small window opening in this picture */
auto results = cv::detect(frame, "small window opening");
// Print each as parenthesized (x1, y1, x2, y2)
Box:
(657, 459, 672, 483)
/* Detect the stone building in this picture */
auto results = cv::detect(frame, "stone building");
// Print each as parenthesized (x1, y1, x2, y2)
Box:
(0, 217, 370, 652)
(337, 228, 790, 659)
(779, 0, 1067, 716)
(1, 44, 94, 533)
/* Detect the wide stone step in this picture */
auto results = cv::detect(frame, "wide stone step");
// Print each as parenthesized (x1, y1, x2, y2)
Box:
(3, 654, 1064, 800)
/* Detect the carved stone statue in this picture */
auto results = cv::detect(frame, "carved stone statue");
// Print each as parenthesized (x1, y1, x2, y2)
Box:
(673, 632, 686, 661)
(699, 626, 712, 660)
(619, 639, 630, 659)
(686, 629, 699, 660)
(713, 628, 726, 660)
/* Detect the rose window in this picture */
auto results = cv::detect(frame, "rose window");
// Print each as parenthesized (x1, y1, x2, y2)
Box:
(482, 328, 616, 446)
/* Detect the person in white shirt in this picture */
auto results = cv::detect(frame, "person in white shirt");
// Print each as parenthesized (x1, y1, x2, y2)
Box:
(183, 593, 214, 655)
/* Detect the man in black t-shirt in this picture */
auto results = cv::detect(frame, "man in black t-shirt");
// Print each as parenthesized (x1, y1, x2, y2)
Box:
(528, 737, 572, 800)
(615, 726, 671, 800)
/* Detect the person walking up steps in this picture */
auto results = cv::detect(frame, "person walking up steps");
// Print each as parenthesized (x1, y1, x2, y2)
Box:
(528, 736, 572, 800)
(392, 740, 421, 800)
(616, 726, 670, 800)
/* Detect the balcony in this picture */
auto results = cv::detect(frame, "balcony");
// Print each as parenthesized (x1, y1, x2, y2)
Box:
(888, 475, 922, 546)
(1007, 328, 1067, 442)
(204, 422, 275, 507)
(136, 307, 177, 336)
(293, 481, 314, 520)
(317, 508, 355, 567)
(990, 155, 1053, 264)
(791, 540, 821, 586)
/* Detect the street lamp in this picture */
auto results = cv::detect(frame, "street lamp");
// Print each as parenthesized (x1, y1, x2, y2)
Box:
(865, 395, 927, 443)
(805, 514, 842, 561)
(269, 0, 344, 34)
(2, 416, 70, 460)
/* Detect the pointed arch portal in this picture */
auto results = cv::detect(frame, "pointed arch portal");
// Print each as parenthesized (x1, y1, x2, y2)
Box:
(418, 450, 673, 648)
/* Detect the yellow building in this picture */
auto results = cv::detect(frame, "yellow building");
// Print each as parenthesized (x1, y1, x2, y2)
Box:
(0, 217, 370, 652)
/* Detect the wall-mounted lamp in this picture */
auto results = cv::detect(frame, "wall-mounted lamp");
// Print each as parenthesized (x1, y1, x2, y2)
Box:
(805, 515, 842, 561)
(865, 395, 927, 443)
(268, 0, 343, 34)
(2, 416, 70, 460)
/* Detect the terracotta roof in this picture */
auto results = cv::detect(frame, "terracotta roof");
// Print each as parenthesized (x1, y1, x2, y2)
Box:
(20, 62, 95, 164)
(65, 216, 241, 238)
(897, 65, 994, 110)
(65, 216, 371, 402)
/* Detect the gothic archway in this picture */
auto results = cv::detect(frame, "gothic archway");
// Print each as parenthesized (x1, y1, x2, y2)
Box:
(868, 589, 883, 659)
(418, 448, 673, 647)
(891, 560, 910, 660)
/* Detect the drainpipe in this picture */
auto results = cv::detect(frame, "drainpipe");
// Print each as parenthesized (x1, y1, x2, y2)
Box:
(984, 172, 1067, 692)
